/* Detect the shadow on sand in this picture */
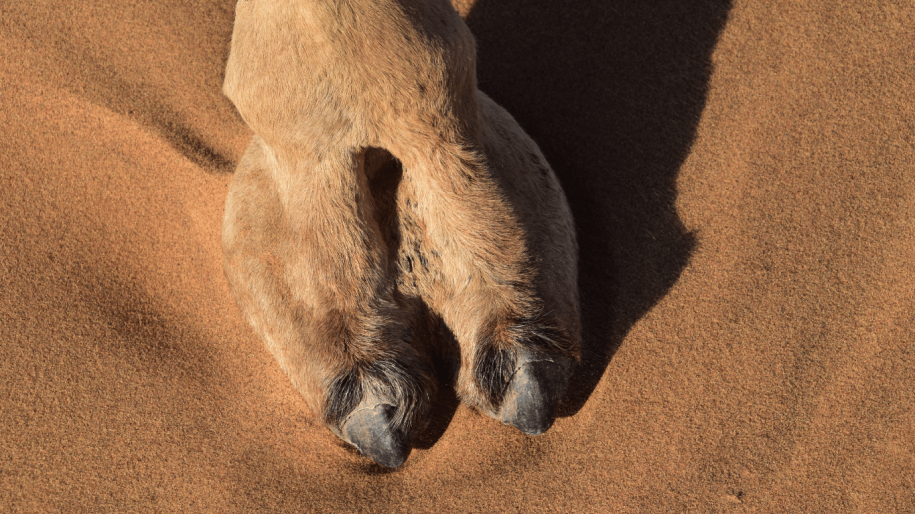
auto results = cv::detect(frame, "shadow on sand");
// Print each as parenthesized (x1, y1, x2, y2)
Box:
(465, 0, 732, 415)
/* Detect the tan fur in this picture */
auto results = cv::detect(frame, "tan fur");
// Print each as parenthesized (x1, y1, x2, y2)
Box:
(222, 0, 581, 442)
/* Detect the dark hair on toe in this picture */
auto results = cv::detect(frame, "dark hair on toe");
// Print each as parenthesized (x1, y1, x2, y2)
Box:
(472, 311, 578, 409)
(324, 351, 435, 435)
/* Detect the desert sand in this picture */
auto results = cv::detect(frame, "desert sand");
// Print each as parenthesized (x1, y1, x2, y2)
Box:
(2, 0, 913, 511)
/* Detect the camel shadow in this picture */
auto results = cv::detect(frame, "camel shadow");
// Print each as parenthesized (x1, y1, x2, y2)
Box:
(465, 0, 732, 415)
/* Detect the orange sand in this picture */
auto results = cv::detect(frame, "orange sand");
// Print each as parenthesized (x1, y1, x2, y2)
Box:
(2, 0, 913, 511)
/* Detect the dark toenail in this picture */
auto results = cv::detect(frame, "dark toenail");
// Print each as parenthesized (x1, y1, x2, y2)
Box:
(499, 359, 570, 435)
(342, 404, 410, 468)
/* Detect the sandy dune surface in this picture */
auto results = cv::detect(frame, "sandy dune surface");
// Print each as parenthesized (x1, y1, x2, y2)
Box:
(2, 0, 913, 511)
